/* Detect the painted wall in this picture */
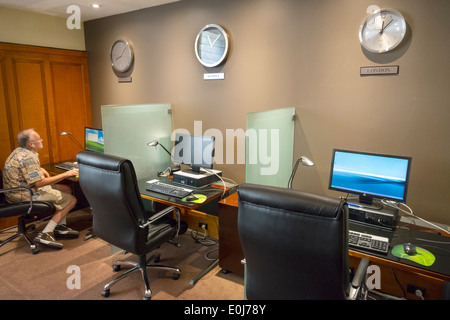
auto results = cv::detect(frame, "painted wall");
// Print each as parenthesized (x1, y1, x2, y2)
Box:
(0, 6, 85, 50)
(84, 0, 450, 226)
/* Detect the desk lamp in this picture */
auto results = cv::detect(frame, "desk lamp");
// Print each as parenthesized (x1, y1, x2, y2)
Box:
(60, 131, 84, 150)
(287, 156, 314, 189)
(147, 140, 181, 174)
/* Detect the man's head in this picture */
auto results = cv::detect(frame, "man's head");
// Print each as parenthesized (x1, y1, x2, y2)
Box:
(17, 129, 43, 151)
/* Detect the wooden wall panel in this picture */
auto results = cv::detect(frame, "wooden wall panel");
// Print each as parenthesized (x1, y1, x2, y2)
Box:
(0, 43, 92, 230)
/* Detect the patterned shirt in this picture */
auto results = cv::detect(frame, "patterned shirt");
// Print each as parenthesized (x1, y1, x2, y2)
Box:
(3, 147, 47, 202)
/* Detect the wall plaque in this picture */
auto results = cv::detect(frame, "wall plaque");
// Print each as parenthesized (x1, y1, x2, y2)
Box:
(360, 66, 399, 76)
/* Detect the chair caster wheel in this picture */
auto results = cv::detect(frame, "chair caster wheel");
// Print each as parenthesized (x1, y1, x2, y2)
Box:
(102, 289, 110, 297)
(142, 296, 152, 300)
(172, 273, 181, 280)
(113, 264, 121, 272)
(31, 247, 39, 254)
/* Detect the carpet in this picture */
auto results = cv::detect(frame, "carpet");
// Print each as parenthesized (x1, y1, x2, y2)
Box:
(0, 209, 244, 300)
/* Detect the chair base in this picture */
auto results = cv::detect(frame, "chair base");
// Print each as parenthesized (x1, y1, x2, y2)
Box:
(101, 252, 181, 300)
(0, 223, 39, 254)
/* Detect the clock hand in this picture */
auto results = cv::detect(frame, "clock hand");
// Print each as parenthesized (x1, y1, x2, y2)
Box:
(207, 35, 213, 47)
(210, 34, 221, 47)
(378, 19, 394, 35)
(115, 46, 127, 61)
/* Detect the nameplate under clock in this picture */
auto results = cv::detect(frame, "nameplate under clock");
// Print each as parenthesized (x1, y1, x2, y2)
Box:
(118, 76, 132, 83)
(360, 65, 399, 76)
(204, 73, 225, 80)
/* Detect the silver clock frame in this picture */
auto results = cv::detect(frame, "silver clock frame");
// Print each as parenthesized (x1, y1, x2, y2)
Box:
(195, 24, 229, 68)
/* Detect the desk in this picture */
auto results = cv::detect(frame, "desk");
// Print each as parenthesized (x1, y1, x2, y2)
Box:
(218, 192, 450, 300)
(138, 175, 237, 284)
(41, 163, 89, 211)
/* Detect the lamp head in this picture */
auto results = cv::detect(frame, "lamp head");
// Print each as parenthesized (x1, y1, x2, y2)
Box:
(300, 156, 314, 167)
(147, 140, 159, 147)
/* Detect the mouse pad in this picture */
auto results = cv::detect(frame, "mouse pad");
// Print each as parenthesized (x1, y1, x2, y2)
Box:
(391, 245, 435, 267)
(182, 194, 207, 204)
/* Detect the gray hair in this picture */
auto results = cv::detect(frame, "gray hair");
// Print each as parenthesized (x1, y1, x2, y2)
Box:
(17, 128, 34, 148)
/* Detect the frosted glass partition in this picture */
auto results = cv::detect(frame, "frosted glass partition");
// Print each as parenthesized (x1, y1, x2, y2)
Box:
(246, 107, 295, 188)
(101, 104, 173, 179)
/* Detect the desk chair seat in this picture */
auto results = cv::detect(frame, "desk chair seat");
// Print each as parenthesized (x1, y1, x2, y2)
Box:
(238, 183, 369, 300)
(0, 169, 56, 254)
(77, 151, 182, 300)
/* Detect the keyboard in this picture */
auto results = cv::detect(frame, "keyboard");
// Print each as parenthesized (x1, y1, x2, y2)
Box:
(146, 181, 193, 199)
(349, 230, 390, 254)
(55, 162, 79, 171)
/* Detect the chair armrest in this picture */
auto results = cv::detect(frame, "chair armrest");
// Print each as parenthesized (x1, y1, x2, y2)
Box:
(348, 257, 370, 300)
(0, 186, 34, 214)
(139, 206, 179, 229)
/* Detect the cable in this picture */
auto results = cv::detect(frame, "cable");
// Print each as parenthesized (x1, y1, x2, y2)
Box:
(382, 199, 450, 236)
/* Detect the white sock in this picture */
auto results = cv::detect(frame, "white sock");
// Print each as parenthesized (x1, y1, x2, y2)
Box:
(42, 220, 58, 234)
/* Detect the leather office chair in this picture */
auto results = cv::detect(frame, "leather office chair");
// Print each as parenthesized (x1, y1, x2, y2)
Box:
(237, 183, 369, 300)
(76, 151, 182, 300)
(0, 169, 56, 254)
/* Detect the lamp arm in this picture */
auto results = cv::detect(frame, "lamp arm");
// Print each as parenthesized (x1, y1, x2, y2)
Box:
(287, 158, 301, 189)
(68, 135, 84, 150)
(158, 143, 172, 157)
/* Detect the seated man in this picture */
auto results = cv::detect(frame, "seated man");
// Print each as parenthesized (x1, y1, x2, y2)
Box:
(3, 129, 79, 249)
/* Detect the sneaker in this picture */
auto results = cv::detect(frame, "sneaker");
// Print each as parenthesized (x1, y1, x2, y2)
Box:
(54, 224, 80, 239)
(34, 232, 63, 249)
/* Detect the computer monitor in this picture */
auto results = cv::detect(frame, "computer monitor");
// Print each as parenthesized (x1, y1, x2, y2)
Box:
(172, 133, 215, 173)
(328, 149, 411, 205)
(84, 127, 104, 153)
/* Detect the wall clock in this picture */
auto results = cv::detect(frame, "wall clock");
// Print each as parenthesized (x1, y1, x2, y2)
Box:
(110, 38, 134, 73)
(359, 9, 407, 53)
(195, 24, 229, 68)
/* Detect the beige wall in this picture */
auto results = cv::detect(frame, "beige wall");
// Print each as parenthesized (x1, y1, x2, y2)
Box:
(85, 0, 450, 226)
(0, 6, 85, 50)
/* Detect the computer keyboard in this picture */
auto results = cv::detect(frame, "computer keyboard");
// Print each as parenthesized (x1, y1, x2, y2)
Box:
(349, 230, 390, 254)
(146, 181, 193, 199)
(55, 162, 79, 171)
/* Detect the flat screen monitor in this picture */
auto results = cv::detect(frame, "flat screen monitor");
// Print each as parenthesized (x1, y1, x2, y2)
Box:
(172, 133, 215, 172)
(84, 127, 104, 153)
(328, 149, 411, 204)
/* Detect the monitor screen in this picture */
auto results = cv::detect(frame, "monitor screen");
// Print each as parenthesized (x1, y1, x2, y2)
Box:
(328, 149, 411, 204)
(84, 127, 104, 153)
(172, 133, 215, 172)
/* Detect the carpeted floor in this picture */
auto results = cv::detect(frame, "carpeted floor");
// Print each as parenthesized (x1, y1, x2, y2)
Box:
(0, 209, 244, 300)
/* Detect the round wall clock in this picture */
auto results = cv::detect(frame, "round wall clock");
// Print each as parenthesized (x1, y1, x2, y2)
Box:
(195, 24, 229, 67)
(359, 9, 407, 53)
(110, 38, 134, 73)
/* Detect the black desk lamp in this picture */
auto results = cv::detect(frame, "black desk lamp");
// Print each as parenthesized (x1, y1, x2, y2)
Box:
(60, 131, 84, 150)
(287, 156, 314, 189)
(147, 140, 180, 174)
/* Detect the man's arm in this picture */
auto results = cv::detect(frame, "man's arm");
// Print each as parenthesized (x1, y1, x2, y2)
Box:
(33, 168, 78, 188)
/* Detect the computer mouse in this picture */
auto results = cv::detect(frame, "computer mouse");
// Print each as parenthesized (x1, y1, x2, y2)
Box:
(186, 195, 198, 201)
(403, 243, 417, 256)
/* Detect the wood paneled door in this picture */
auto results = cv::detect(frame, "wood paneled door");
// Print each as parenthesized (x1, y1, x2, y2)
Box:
(0, 42, 92, 229)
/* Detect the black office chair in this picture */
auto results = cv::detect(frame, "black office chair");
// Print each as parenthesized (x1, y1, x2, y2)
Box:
(0, 169, 56, 254)
(237, 183, 369, 300)
(77, 151, 182, 300)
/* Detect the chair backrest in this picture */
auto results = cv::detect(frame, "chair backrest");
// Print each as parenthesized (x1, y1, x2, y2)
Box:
(77, 151, 148, 254)
(237, 183, 349, 300)
(0, 169, 5, 204)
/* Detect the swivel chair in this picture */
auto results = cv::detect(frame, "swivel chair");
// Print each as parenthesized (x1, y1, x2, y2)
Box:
(237, 183, 369, 300)
(0, 169, 55, 254)
(77, 151, 182, 300)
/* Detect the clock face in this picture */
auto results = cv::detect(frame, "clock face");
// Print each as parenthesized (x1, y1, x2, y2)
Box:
(195, 24, 229, 67)
(359, 9, 407, 53)
(110, 39, 134, 72)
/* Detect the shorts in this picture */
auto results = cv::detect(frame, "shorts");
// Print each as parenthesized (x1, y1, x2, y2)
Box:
(35, 186, 72, 211)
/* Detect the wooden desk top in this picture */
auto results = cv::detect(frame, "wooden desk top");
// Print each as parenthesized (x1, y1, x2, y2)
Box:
(218, 191, 238, 207)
